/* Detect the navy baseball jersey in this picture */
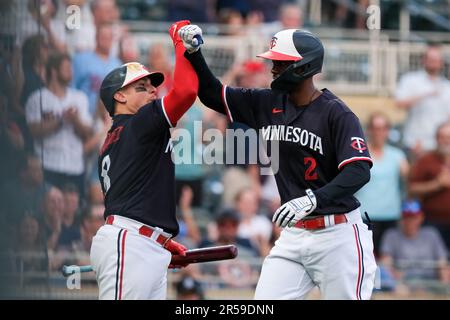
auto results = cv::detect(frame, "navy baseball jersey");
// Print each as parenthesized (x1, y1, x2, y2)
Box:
(98, 100, 179, 235)
(222, 87, 372, 216)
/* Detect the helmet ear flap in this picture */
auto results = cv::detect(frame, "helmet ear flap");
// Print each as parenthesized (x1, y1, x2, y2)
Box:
(293, 63, 310, 76)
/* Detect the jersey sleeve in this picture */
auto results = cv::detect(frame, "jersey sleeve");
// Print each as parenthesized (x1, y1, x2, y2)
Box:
(333, 112, 373, 170)
(223, 86, 266, 128)
(130, 99, 170, 141)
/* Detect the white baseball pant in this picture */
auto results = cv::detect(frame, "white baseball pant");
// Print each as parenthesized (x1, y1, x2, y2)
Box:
(90, 215, 172, 300)
(255, 208, 377, 300)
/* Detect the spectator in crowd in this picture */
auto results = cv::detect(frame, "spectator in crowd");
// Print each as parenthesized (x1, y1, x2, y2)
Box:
(395, 44, 450, 159)
(176, 186, 202, 248)
(220, 60, 271, 207)
(355, 113, 409, 256)
(73, 204, 105, 266)
(22, 0, 66, 53)
(322, 0, 370, 29)
(380, 200, 449, 293)
(25, 53, 93, 195)
(247, 0, 292, 22)
(0, 30, 22, 118)
(200, 208, 259, 258)
(174, 275, 205, 300)
(0, 153, 45, 226)
(260, 173, 281, 216)
(20, 35, 49, 109)
(221, 60, 271, 88)
(261, 3, 304, 37)
(174, 105, 205, 208)
(200, 208, 258, 289)
(118, 34, 139, 64)
(198, 108, 228, 212)
(55, 0, 96, 53)
(217, 8, 246, 36)
(15, 214, 48, 285)
(57, 183, 82, 249)
(409, 121, 450, 248)
(0, 94, 27, 185)
(72, 23, 122, 116)
(41, 186, 65, 251)
(234, 188, 272, 257)
(146, 43, 174, 98)
(278, 3, 304, 28)
(168, 0, 215, 23)
(90, 0, 126, 57)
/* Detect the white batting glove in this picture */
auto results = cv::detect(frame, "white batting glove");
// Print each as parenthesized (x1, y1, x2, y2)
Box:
(178, 25, 204, 53)
(272, 189, 317, 228)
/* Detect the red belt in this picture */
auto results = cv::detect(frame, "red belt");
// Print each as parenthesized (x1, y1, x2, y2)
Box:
(105, 215, 170, 246)
(294, 214, 348, 230)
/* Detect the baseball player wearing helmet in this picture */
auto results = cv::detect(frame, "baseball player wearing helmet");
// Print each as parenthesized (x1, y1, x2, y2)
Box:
(179, 26, 377, 299)
(89, 20, 198, 300)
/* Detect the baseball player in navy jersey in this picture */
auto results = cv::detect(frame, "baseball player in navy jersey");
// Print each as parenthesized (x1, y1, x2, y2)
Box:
(89, 20, 199, 300)
(179, 26, 377, 299)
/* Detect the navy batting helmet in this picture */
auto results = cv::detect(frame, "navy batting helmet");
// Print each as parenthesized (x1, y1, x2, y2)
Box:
(100, 62, 164, 117)
(257, 29, 324, 92)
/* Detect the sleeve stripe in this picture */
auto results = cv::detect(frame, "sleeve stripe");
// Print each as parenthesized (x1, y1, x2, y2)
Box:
(221, 85, 234, 122)
(338, 157, 373, 170)
(161, 96, 174, 128)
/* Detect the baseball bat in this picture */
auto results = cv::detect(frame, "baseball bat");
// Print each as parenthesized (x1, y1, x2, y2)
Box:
(193, 34, 204, 47)
(61, 245, 238, 277)
(170, 244, 238, 265)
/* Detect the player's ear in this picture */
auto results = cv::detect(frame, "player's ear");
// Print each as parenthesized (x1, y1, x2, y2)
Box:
(114, 90, 127, 104)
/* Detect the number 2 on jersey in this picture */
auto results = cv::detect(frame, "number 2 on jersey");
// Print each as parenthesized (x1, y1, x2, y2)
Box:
(304, 157, 318, 181)
(101, 155, 111, 193)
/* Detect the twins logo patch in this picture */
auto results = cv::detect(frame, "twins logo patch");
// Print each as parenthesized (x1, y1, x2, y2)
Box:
(270, 37, 278, 49)
(351, 137, 367, 153)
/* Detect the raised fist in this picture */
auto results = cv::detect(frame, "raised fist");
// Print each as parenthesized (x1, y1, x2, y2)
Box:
(169, 20, 191, 45)
(178, 25, 204, 53)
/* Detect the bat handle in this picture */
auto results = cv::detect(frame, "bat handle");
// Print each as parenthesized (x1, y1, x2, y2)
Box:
(193, 34, 204, 47)
(62, 265, 93, 277)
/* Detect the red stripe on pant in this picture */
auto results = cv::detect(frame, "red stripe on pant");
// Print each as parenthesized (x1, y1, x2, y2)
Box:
(118, 230, 127, 300)
(352, 224, 362, 300)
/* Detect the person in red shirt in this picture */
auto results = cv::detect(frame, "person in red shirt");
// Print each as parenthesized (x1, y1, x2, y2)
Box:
(409, 121, 450, 248)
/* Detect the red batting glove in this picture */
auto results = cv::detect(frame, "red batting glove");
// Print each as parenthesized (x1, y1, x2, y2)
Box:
(169, 20, 191, 46)
(164, 239, 187, 255)
(165, 239, 188, 269)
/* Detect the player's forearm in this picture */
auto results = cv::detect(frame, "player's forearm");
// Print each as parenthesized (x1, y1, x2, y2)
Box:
(29, 120, 62, 139)
(184, 49, 227, 115)
(162, 42, 199, 126)
(72, 119, 93, 142)
(182, 209, 201, 244)
(314, 161, 371, 208)
(409, 179, 442, 196)
(396, 93, 429, 110)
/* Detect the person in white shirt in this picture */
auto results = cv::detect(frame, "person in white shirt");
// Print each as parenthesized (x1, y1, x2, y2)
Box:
(235, 188, 273, 256)
(395, 45, 450, 158)
(25, 53, 93, 196)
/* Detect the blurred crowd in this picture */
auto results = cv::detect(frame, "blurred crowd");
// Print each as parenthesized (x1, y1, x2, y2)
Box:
(0, 0, 449, 298)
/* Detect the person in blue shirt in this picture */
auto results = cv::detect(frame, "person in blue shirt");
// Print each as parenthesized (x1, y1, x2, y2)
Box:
(356, 112, 409, 256)
(72, 23, 121, 116)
